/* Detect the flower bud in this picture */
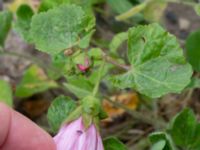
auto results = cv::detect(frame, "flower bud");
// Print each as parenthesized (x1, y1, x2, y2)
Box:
(77, 58, 90, 72)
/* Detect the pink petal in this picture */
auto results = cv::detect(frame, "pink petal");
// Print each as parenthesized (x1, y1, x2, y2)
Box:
(77, 58, 90, 72)
(96, 135, 104, 150)
(77, 64, 88, 71)
(53, 117, 104, 150)
(54, 117, 84, 150)
(76, 124, 97, 150)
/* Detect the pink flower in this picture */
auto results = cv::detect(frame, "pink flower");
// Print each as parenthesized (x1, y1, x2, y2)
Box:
(77, 58, 90, 72)
(53, 117, 104, 150)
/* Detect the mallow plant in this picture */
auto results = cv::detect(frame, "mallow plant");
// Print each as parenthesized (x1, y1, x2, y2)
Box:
(1, 0, 200, 149)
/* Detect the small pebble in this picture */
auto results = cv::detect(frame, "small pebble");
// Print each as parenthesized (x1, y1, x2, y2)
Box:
(179, 18, 190, 30)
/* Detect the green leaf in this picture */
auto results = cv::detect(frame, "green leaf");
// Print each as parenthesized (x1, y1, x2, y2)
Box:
(143, 0, 167, 22)
(149, 108, 200, 150)
(111, 23, 192, 98)
(149, 132, 175, 150)
(192, 123, 200, 150)
(79, 29, 95, 49)
(88, 48, 103, 60)
(0, 80, 13, 106)
(64, 83, 91, 99)
(186, 77, 200, 90)
(107, 0, 133, 14)
(14, 4, 34, 42)
(194, 4, 200, 16)
(38, 0, 97, 12)
(38, 0, 71, 12)
(47, 95, 76, 133)
(73, 51, 87, 64)
(103, 137, 128, 150)
(186, 29, 200, 72)
(109, 32, 128, 55)
(168, 108, 198, 149)
(68, 76, 94, 90)
(64, 76, 93, 99)
(30, 4, 95, 56)
(15, 65, 58, 98)
(151, 140, 166, 150)
(0, 11, 12, 47)
(64, 106, 82, 124)
(48, 52, 72, 80)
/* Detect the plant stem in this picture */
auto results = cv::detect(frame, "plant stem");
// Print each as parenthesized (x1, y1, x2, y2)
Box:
(115, 1, 149, 21)
(104, 96, 166, 129)
(102, 51, 131, 71)
(91, 41, 131, 71)
(92, 60, 105, 96)
(182, 89, 194, 108)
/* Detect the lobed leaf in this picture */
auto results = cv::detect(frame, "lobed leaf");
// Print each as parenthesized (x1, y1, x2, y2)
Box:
(111, 23, 192, 98)
(30, 4, 95, 56)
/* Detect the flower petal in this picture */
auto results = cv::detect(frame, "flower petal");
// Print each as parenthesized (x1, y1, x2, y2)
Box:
(96, 134, 104, 150)
(54, 117, 84, 150)
(53, 117, 104, 150)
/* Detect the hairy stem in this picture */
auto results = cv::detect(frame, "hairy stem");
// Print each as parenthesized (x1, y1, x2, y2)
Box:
(92, 60, 105, 96)
(115, 2, 147, 21)
(102, 51, 131, 71)
(182, 89, 194, 108)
